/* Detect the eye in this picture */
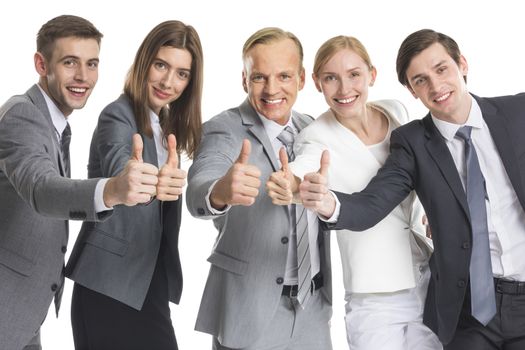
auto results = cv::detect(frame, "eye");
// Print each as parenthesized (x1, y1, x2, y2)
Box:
(251, 74, 265, 82)
(280, 73, 291, 81)
(351, 72, 360, 78)
(154, 61, 167, 70)
(323, 75, 336, 82)
(437, 66, 447, 74)
(63, 59, 77, 67)
(87, 61, 99, 70)
(178, 70, 190, 80)
(414, 77, 426, 86)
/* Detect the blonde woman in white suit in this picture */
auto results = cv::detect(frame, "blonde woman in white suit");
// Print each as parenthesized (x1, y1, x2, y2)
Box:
(267, 36, 441, 350)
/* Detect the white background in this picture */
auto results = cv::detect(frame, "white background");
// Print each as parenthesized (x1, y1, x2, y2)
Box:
(1, 0, 524, 348)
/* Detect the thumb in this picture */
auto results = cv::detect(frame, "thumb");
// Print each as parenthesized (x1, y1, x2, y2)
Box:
(279, 147, 289, 172)
(236, 139, 251, 164)
(131, 133, 144, 162)
(318, 149, 330, 177)
(166, 134, 178, 168)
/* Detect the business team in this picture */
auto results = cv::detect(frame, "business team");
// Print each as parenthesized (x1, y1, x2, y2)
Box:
(0, 13, 523, 350)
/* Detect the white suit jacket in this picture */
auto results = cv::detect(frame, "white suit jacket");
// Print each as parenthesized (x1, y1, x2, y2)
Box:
(290, 99, 432, 293)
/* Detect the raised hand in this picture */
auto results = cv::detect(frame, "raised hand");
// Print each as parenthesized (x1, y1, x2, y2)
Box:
(266, 147, 297, 205)
(157, 134, 187, 201)
(210, 139, 261, 209)
(299, 150, 335, 217)
(103, 134, 159, 207)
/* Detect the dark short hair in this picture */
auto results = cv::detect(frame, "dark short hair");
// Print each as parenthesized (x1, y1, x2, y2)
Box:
(37, 15, 103, 61)
(396, 29, 462, 87)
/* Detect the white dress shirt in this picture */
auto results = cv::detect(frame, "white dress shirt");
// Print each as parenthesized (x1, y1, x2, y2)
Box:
(149, 109, 168, 167)
(431, 96, 525, 281)
(37, 84, 111, 213)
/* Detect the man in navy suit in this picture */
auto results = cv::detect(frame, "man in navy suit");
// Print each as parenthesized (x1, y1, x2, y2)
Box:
(299, 29, 525, 349)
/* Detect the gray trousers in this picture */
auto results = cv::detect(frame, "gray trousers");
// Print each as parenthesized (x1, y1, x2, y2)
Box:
(213, 289, 332, 350)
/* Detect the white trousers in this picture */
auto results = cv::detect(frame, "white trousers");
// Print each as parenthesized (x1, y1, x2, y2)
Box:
(344, 265, 442, 350)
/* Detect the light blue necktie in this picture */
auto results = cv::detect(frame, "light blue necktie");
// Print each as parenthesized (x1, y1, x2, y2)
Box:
(456, 126, 496, 325)
(277, 126, 311, 306)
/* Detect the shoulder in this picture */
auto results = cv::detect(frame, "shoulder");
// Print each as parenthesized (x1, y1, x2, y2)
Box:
(370, 99, 409, 124)
(479, 92, 525, 110)
(203, 105, 242, 132)
(98, 95, 136, 125)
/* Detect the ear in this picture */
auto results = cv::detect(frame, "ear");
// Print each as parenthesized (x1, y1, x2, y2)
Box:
(298, 67, 306, 91)
(369, 66, 377, 87)
(312, 73, 322, 93)
(34, 52, 47, 77)
(242, 70, 248, 93)
(458, 54, 468, 78)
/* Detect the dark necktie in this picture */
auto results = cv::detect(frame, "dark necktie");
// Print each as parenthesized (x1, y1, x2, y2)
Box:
(456, 125, 496, 325)
(277, 126, 311, 306)
(61, 123, 71, 177)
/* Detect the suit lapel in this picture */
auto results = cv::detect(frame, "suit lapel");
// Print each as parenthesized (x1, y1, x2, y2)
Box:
(239, 99, 280, 171)
(423, 115, 470, 218)
(27, 85, 67, 176)
(476, 95, 525, 206)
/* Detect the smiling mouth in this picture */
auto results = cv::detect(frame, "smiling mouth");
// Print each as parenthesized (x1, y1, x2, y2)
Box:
(68, 87, 87, 94)
(262, 98, 284, 105)
(153, 87, 171, 99)
(434, 92, 451, 103)
(334, 96, 357, 104)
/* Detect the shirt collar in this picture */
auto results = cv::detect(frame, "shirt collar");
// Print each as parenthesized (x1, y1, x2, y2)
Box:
(256, 111, 295, 141)
(37, 84, 68, 135)
(148, 108, 160, 125)
(431, 95, 484, 141)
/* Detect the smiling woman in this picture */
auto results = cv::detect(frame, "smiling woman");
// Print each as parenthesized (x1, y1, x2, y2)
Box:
(63, 20, 204, 350)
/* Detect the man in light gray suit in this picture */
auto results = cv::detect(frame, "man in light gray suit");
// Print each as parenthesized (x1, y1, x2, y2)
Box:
(186, 27, 332, 350)
(0, 15, 159, 350)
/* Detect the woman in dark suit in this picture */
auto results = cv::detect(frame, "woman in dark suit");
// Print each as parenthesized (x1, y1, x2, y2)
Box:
(65, 20, 203, 350)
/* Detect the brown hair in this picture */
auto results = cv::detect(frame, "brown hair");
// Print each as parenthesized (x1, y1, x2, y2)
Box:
(36, 15, 103, 61)
(124, 20, 203, 159)
(242, 27, 304, 70)
(396, 29, 463, 87)
(313, 35, 374, 77)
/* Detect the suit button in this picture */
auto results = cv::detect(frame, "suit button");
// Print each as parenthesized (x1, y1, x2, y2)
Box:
(462, 242, 470, 249)
(281, 237, 289, 244)
(197, 208, 205, 215)
(276, 277, 284, 285)
(457, 280, 466, 288)
(51, 283, 58, 292)
(61, 246, 67, 253)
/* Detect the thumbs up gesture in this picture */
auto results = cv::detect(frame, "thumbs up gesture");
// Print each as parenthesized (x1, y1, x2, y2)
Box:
(209, 139, 262, 209)
(299, 150, 335, 217)
(266, 148, 299, 205)
(103, 134, 159, 207)
(156, 134, 187, 201)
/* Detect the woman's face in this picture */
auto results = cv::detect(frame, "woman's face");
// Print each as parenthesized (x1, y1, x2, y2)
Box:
(147, 46, 192, 115)
(314, 49, 376, 121)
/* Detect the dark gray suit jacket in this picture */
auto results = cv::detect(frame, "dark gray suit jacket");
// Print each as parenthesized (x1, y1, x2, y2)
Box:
(186, 99, 332, 348)
(66, 94, 182, 310)
(329, 93, 525, 344)
(0, 85, 110, 350)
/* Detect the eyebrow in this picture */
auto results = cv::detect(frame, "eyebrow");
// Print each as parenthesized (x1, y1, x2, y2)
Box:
(58, 55, 99, 63)
(321, 67, 361, 75)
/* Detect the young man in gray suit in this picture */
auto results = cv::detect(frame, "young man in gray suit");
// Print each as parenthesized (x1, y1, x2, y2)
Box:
(186, 28, 332, 350)
(0, 15, 159, 350)
(300, 29, 525, 349)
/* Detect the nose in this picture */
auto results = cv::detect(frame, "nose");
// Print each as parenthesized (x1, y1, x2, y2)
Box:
(74, 65, 88, 82)
(263, 76, 279, 95)
(160, 70, 174, 89)
(338, 77, 352, 95)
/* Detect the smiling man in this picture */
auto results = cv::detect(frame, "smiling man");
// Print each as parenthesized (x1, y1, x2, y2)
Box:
(186, 27, 332, 350)
(299, 29, 525, 350)
(0, 15, 159, 350)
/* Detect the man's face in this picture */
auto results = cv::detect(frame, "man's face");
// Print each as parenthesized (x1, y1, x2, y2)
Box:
(406, 42, 470, 124)
(242, 38, 305, 126)
(35, 37, 100, 117)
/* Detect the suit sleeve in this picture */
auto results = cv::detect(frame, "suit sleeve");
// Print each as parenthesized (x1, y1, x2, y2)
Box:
(329, 128, 416, 231)
(0, 101, 106, 221)
(94, 102, 137, 177)
(186, 117, 238, 219)
(289, 125, 328, 179)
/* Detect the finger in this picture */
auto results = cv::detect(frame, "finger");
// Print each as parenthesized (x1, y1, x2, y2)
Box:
(318, 149, 330, 177)
(236, 139, 251, 164)
(279, 147, 289, 172)
(131, 134, 144, 162)
(166, 134, 178, 168)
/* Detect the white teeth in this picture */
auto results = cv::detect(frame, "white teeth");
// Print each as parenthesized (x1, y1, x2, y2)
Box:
(263, 98, 283, 104)
(435, 92, 450, 102)
(69, 87, 87, 93)
(335, 96, 357, 104)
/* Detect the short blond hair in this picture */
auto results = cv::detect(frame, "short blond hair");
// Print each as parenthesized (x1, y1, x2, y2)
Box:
(313, 35, 373, 77)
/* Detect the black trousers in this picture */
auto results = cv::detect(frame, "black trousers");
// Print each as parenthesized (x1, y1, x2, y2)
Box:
(446, 280, 525, 350)
(71, 254, 177, 350)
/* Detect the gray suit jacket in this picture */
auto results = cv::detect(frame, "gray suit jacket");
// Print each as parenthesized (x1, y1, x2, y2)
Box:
(186, 99, 332, 348)
(66, 94, 183, 310)
(0, 85, 110, 350)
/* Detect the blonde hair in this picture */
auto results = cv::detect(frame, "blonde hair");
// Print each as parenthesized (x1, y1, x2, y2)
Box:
(313, 35, 373, 77)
